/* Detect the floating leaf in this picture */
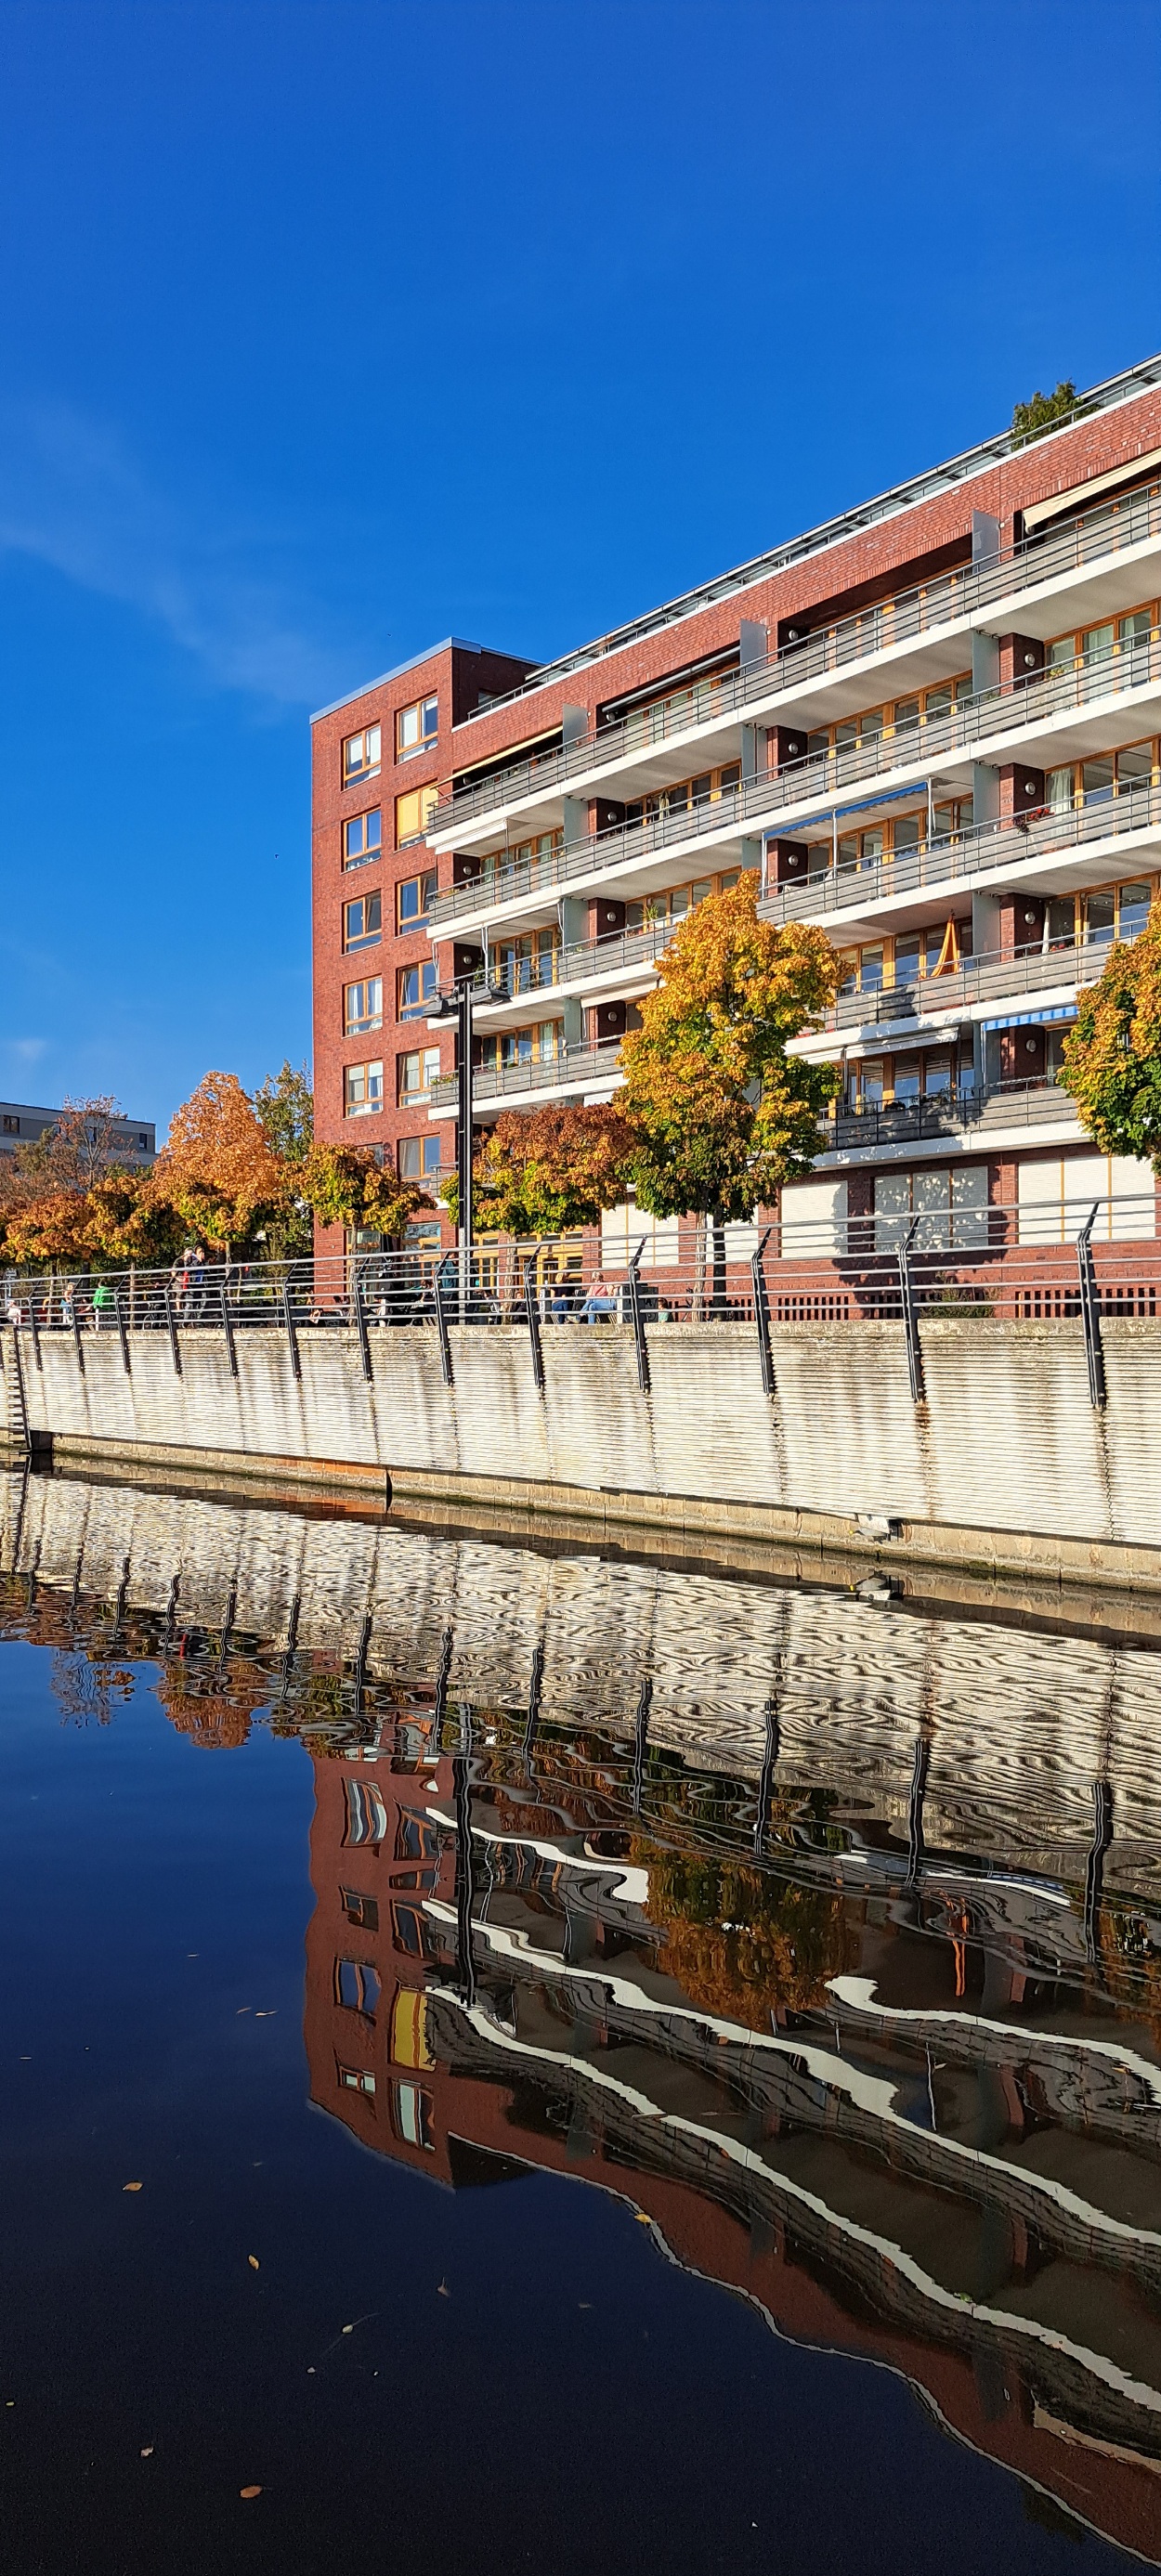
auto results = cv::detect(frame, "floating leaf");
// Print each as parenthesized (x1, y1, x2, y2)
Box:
(240, 2485, 262, 2500)
(123, 2182, 143, 2193)
(248, 2256, 260, 2271)
(140, 2447, 154, 2458)
(341, 2323, 354, 2335)
(634, 2212, 650, 2224)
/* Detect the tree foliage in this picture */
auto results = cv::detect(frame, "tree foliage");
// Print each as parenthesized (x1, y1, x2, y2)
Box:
(1011, 380, 1079, 442)
(1058, 901, 1161, 1167)
(619, 873, 840, 1221)
(254, 1060, 313, 1164)
(84, 1174, 185, 1266)
(300, 1142, 434, 1242)
(150, 1072, 291, 1246)
(1, 1191, 94, 1267)
(0, 1097, 139, 1213)
(446, 1105, 636, 1237)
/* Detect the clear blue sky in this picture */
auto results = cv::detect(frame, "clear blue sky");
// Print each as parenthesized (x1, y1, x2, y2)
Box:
(1, 0, 1158, 1134)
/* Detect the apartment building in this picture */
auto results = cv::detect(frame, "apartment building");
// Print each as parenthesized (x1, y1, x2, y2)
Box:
(0, 1100, 155, 1164)
(312, 353, 1161, 1268)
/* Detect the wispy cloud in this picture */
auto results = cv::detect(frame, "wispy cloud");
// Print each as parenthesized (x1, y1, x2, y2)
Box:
(7, 1038, 48, 1065)
(0, 398, 344, 706)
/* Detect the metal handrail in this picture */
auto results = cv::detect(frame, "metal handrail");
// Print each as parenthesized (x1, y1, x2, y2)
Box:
(760, 774, 1161, 928)
(430, 1041, 623, 1109)
(431, 480, 1161, 834)
(825, 1080, 1085, 1151)
(429, 631, 1161, 927)
(824, 926, 1137, 1034)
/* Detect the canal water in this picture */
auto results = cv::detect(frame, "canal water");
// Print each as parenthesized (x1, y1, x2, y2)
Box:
(2, 1466, 1160, 2573)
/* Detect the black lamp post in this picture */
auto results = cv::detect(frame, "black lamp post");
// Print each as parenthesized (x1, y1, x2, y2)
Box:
(428, 962, 508, 1268)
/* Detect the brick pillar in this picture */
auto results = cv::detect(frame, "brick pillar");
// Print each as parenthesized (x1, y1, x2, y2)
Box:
(997, 763, 1045, 821)
(989, 1157, 1017, 1250)
(998, 632, 1045, 690)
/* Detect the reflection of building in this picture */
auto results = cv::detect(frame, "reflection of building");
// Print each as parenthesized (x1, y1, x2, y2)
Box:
(305, 1728, 1161, 2566)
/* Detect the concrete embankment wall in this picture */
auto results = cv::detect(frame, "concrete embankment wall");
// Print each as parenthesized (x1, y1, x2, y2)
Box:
(3, 1316, 1160, 1588)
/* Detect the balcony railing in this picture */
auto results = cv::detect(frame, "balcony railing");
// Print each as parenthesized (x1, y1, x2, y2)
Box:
(479, 919, 672, 1007)
(429, 632, 1161, 928)
(823, 928, 1127, 1034)
(760, 773, 1161, 927)
(430, 1041, 623, 1112)
(826, 1078, 1078, 1152)
(430, 479, 1161, 838)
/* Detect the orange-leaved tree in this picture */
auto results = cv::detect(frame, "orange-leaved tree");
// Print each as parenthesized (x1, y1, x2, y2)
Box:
(619, 872, 840, 1307)
(301, 1143, 435, 1242)
(150, 1073, 292, 1251)
(443, 1105, 636, 1238)
(83, 1174, 185, 1268)
(0, 1191, 94, 1268)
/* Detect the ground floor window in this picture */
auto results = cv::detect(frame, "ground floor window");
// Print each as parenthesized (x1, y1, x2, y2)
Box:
(1016, 1152, 1154, 1243)
(874, 1164, 988, 1251)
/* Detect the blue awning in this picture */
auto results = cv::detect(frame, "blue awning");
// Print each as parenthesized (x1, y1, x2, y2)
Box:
(980, 1005, 1078, 1032)
(764, 783, 933, 839)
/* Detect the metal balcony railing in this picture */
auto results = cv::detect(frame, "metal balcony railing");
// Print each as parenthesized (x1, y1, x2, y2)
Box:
(760, 774, 1161, 927)
(430, 479, 1161, 838)
(478, 919, 672, 1008)
(429, 632, 1161, 929)
(826, 1079, 1078, 1152)
(824, 928, 1128, 1034)
(429, 1041, 623, 1112)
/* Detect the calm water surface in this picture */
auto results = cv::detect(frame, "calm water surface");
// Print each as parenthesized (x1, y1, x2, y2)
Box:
(2, 1464, 1160, 2573)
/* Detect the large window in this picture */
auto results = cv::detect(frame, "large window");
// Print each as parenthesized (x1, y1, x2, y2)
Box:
(874, 1165, 988, 1252)
(344, 1060, 384, 1119)
(479, 1021, 563, 1072)
(344, 809, 382, 868)
(398, 1134, 442, 1182)
(343, 723, 381, 786)
(624, 763, 740, 830)
(398, 960, 439, 1021)
(343, 891, 382, 952)
(343, 1776, 387, 1842)
(397, 870, 437, 930)
(344, 978, 383, 1035)
(396, 784, 438, 845)
(334, 1958, 381, 2016)
(398, 1047, 440, 1104)
(397, 695, 438, 758)
(1046, 740, 1157, 813)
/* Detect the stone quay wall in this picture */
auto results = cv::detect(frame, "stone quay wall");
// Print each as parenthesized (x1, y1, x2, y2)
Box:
(3, 1316, 1160, 1590)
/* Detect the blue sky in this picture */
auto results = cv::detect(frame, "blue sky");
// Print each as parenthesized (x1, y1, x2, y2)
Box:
(1, 0, 1158, 1135)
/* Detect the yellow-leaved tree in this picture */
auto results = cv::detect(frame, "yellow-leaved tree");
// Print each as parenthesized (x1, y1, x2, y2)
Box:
(150, 1073, 293, 1252)
(619, 872, 840, 1308)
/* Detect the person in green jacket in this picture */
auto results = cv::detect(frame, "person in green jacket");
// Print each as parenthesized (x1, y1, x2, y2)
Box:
(92, 1280, 116, 1330)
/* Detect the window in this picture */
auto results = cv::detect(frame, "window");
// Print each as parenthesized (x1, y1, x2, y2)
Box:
(345, 979, 383, 1035)
(479, 1021, 563, 1072)
(875, 1164, 987, 1252)
(344, 891, 382, 952)
(391, 1989, 433, 2071)
(624, 763, 740, 830)
(398, 1047, 440, 1104)
(343, 723, 381, 786)
(396, 784, 438, 844)
(392, 2080, 435, 2150)
(341, 1888, 379, 1932)
(343, 1776, 388, 1843)
(1047, 740, 1156, 815)
(335, 1958, 381, 2016)
(398, 960, 439, 1021)
(344, 1060, 385, 1119)
(398, 1134, 442, 1181)
(397, 870, 437, 930)
(396, 1813, 439, 1862)
(491, 925, 560, 993)
(344, 809, 382, 868)
(2, 1115, 18, 1135)
(397, 695, 438, 758)
(337, 2062, 376, 2097)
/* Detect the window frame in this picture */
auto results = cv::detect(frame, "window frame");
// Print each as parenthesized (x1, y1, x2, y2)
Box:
(343, 808, 383, 869)
(344, 1060, 385, 1120)
(396, 694, 439, 760)
(343, 723, 382, 787)
(343, 890, 383, 953)
(344, 977, 384, 1037)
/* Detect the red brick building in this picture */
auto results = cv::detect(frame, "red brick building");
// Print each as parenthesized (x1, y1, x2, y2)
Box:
(312, 354, 1161, 1276)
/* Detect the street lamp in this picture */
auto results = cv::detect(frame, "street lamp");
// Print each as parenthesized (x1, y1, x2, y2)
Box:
(428, 962, 508, 1267)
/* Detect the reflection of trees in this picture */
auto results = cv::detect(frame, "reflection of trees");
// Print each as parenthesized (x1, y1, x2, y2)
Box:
(50, 1651, 135, 1729)
(644, 1842, 854, 2024)
(1098, 1904, 1161, 2049)
(154, 1655, 270, 1752)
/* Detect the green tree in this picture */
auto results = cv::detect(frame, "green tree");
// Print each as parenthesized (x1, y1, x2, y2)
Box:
(619, 872, 840, 1309)
(1058, 900, 1161, 1165)
(254, 1062, 314, 1257)
(1011, 380, 1079, 442)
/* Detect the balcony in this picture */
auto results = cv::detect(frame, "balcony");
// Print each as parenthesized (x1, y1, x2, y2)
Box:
(429, 632, 1161, 932)
(474, 919, 673, 1017)
(760, 773, 1161, 930)
(429, 478, 1161, 844)
(428, 1040, 624, 1115)
(816, 928, 1129, 1039)
(824, 1078, 1079, 1156)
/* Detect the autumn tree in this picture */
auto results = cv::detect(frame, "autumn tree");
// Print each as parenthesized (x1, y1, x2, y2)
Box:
(619, 873, 840, 1308)
(1059, 900, 1161, 1167)
(444, 1105, 636, 1238)
(150, 1072, 292, 1251)
(301, 1142, 435, 1243)
(0, 1190, 94, 1268)
(0, 1096, 141, 1215)
(253, 1062, 314, 1259)
(83, 1174, 185, 1267)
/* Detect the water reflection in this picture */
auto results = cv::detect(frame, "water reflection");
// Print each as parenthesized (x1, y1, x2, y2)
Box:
(4, 1463, 1161, 2563)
